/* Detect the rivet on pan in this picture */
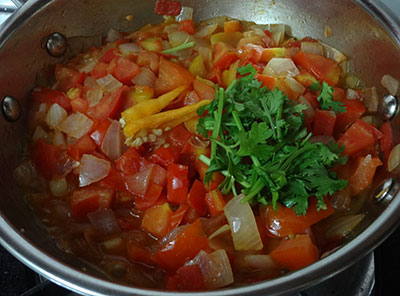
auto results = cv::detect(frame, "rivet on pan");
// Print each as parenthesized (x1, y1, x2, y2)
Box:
(374, 178, 398, 204)
(378, 94, 399, 121)
(1, 96, 21, 122)
(45, 32, 67, 57)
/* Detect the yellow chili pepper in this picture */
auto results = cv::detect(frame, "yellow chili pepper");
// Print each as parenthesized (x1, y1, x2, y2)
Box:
(124, 99, 211, 145)
(121, 86, 187, 124)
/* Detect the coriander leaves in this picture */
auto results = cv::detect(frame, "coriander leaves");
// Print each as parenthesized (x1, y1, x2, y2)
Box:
(197, 66, 347, 215)
(311, 81, 346, 114)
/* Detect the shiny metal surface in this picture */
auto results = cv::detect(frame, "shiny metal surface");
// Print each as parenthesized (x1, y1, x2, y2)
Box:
(374, 178, 399, 205)
(45, 32, 67, 57)
(378, 94, 399, 120)
(1, 95, 21, 121)
(0, 0, 400, 296)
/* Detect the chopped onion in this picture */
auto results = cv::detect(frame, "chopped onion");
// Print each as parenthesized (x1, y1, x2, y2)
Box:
(49, 177, 68, 197)
(263, 58, 299, 77)
(168, 31, 190, 48)
(298, 95, 315, 121)
(164, 23, 180, 34)
(191, 249, 234, 289)
(119, 43, 141, 56)
(58, 112, 94, 139)
(285, 76, 305, 96)
(388, 143, 400, 172)
(84, 76, 99, 88)
(301, 42, 324, 55)
(381, 74, 399, 96)
(244, 254, 279, 271)
(97, 74, 123, 93)
(363, 87, 379, 112)
(78, 58, 98, 73)
(345, 75, 360, 89)
(125, 165, 153, 196)
(346, 88, 359, 100)
(88, 209, 121, 235)
(269, 24, 286, 45)
(224, 194, 263, 251)
(198, 46, 213, 69)
(78, 154, 111, 187)
(325, 214, 365, 239)
(32, 125, 50, 143)
(87, 87, 104, 107)
(321, 42, 347, 63)
(207, 224, 235, 254)
(330, 187, 351, 210)
(161, 225, 189, 245)
(194, 24, 218, 38)
(188, 136, 210, 150)
(106, 28, 122, 43)
(176, 6, 193, 22)
(131, 68, 156, 88)
(244, 27, 267, 38)
(101, 120, 122, 161)
(45, 103, 67, 130)
(52, 131, 67, 148)
(360, 115, 382, 127)
(199, 214, 227, 236)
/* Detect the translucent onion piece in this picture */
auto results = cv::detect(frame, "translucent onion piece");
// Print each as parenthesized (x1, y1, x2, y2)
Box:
(381, 74, 399, 96)
(298, 95, 315, 121)
(321, 42, 347, 63)
(32, 125, 50, 143)
(263, 58, 299, 77)
(269, 24, 285, 45)
(84, 76, 99, 88)
(188, 135, 210, 150)
(87, 87, 104, 107)
(363, 87, 379, 112)
(164, 23, 180, 34)
(345, 75, 360, 89)
(106, 28, 122, 43)
(49, 177, 68, 197)
(207, 224, 235, 254)
(168, 31, 190, 48)
(101, 120, 122, 161)
(78, 58, 98, 73)
(88, 209, 121, 235)
(325, 214, 365, 239)
(58, 112, 94, 139)
(78, 154, 111, 187)
(301, 42, 324, 55)
(388, 143, 400, 172)
(96, 74, 123, 93)
(45, 103, 67, 130)
(208, 224, 231, 240)
(285, 76, 305, 96)
(191, 249, 234, 289)
(224, 194, 263, 251)
(330, 187, 351, 211)
(244, 254, 279, 271)
(194, 24, 218, 38)
(176, 6, 193, 22)
(119, 43, 141, 56)
(244, 28, 267, 38)
(198, 46, 213, 69)
(360, 115, 382, 128)
(346, 88, 359, 100)
(125, 165, 153, 196)
(52, 131, 67, 149)
(131, 68, 156, 88)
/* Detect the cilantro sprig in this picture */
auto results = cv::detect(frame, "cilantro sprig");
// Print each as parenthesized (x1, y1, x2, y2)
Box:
(310, 81, 346, 114)
(197, 66, 348, 215)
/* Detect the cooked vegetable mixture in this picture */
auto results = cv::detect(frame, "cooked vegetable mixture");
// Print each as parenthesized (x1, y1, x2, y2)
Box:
(17, 1, 398, 291)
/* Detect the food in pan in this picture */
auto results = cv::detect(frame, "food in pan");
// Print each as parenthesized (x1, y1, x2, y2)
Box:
(15, 1, 398, 291)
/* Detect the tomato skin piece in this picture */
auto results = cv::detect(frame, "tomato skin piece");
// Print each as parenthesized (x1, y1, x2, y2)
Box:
(205, 189, 226, 216)
(312, 110, 336, 136)
(338, 120, 383, 156)
(116, 147, 149, 175)
(149, 146, 178, 168)
(349, 155, 382, 196)
(113, 57, 141, 85)
(32, 139, 71, 180)
(256, 74, 276, 90)
(166, 125, 192, 155)
(187, 179, 207, 216)
(154, 219, 209, 271)
(176, 264, 205, 290)
(167, 164, 189, 204)
(178, 20, 195, 35)
(86, 86, 127, 121)
(142, 203, 173, 238)
(168, 204, 189, 231)
(334, 99, 366, 135)
(212, 50, 239, 71)
(264, 198, 335, 237)
(99, 48, 116, 63)
(269, 234, 319, 271)
(193, 78, 216, 101)
(380, 121, 393, 167)
(90, 119, 111, 147)
(134, 183, 163, 211)
(293, 51, 341, 86)
(90, 62, 109, 79)
(67, 134, 97, 160)
(32, 88, 71, 111)
(154, 0, 182, 16)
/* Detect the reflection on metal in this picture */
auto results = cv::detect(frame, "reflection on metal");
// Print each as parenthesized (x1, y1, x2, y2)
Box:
(1, 95, 21, 121)
(374, 178, 398, 205)
(378, 94, 399, 121)
(45, 32, 67, 57)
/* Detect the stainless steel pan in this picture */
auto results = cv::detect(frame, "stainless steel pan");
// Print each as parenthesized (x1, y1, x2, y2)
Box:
(1, 1, 400, 295)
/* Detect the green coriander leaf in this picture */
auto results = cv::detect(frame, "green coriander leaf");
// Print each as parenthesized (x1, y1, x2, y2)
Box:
(309, 81, 320, 91)
(318, 81, 346, 114)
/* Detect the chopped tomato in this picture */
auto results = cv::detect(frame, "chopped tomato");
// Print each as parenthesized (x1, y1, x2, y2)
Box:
(55, 65, 85, 92)
(70, 97, 89, 114)
(380, 121, 393, 166)
(141, 203, 172, 238)
(349, 155, 382, 196)
(312, 110, 336, 136)
(195, 159, 224, 191)
(338, 120, 383, 156)
(205, 190, 226, 216)
(193, 78, 216, 100)
(167, 164, 189, 204)
(149, 146, 178, 168)
(178, 20, 195, 35)
(90, 119, 111, 147)
(135, 183, 163, 211)
(137, 51, 160, 73)
(238, 44, 264, 64)
(32, 88, 71, 111)
(304, 92, 319, 110)
(99, 48, 116, 63)
(176, 264, 204, 290)
(187, 179, 207, 216)
(154, 0, 182, 16)
(86, 86, 127, 120)
(169, 204, 189, 231)
(256, 74, 276, 90)
(332, 87, 346, 101)
(101, 167, 128, 193)
(166, 125, 192, 154)
(166, 275, 180, 290)
(293, 51, 341, 86)
(32, 139, 71, 180)
(126, 240, 155, 266)
(67, 134, 96, 160)
(269, 234, 319, 271)
(212, 42, 239, 71)
(113, 57, 141, 84)
(154, 58, 194, 95)
(70, 185, 114, 221)
(90, 61, 109, 79)
(154, 219, 209, 271)
(264, 198, 335, 237)
(334, 99, 366, 135)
